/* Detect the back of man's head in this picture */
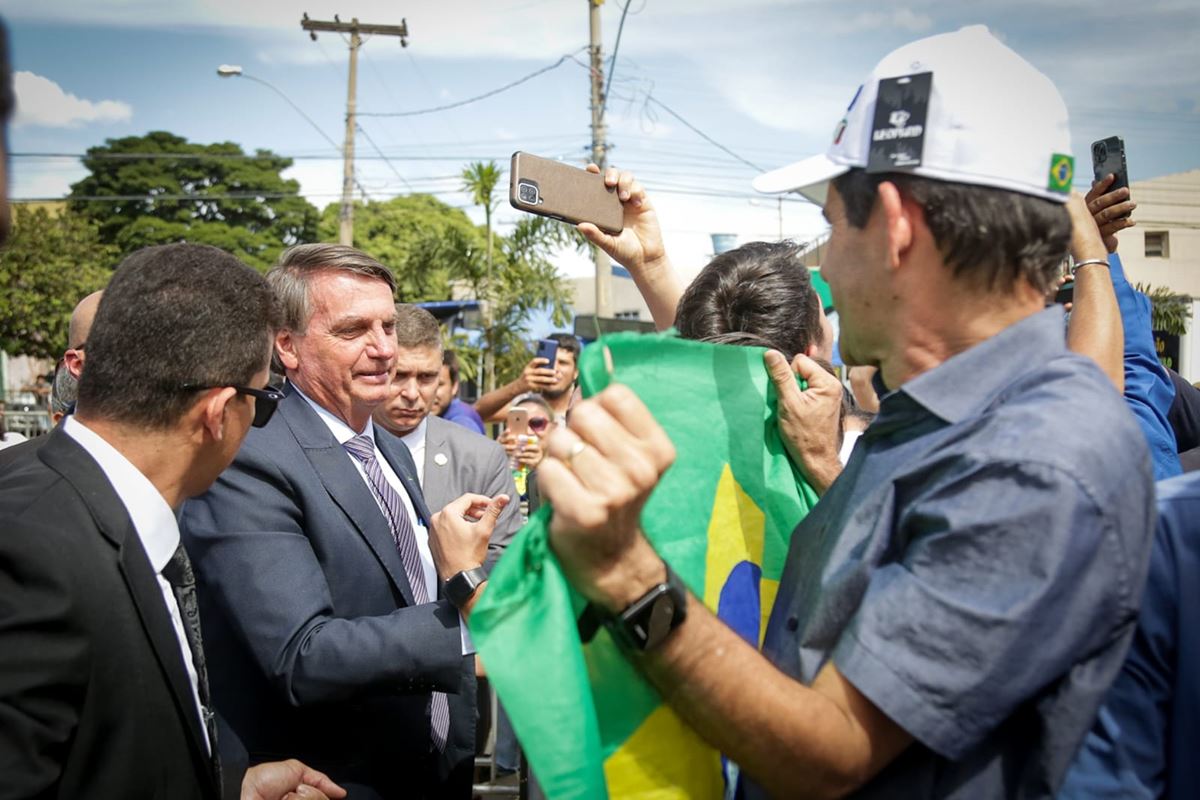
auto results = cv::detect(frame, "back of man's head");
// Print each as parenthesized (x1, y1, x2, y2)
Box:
(77, 243, 279, 430)
(394, 304, 442, 352)
(675, 240, 823, 360)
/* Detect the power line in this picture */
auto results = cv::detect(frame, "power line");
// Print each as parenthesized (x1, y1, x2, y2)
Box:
(642, 95, 765, 173)
(600, 0, 634, 119)
(356, 122, 415, 192)
(358, 49, 586, 117)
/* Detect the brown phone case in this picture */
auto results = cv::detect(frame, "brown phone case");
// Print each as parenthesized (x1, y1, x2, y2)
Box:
(509, 152, 624, 235)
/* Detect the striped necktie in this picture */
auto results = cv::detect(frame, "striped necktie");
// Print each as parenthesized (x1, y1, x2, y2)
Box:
(343, 433, 450, 751)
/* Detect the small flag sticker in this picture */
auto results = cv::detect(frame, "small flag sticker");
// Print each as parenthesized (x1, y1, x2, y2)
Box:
(1048, 154, 1074, 194)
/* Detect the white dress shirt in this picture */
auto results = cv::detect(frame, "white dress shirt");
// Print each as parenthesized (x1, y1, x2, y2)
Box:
(399, 417, 427, 487)
(294, 389, 472, 654)
(62, 416, 211, 753)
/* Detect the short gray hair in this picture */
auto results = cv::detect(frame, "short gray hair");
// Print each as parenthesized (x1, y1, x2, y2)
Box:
(267, 244, 396, 334)
(394, 304, 442, 352)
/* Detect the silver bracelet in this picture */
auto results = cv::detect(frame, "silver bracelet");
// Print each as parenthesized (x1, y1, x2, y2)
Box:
(1073, 257, 1110, 270)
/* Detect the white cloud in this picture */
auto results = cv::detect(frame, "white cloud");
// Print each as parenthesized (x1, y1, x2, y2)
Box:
(827, 9, 933, 35)
(13, 72, 132, 128)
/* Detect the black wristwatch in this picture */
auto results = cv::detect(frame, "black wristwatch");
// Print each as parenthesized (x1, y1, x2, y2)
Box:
(444, 566, 487, 610)
(577, 561, 688, 651)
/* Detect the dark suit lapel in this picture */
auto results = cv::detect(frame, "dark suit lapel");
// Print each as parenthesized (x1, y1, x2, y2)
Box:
(376, 422, 435, 525)
(278, 389, 417, 607)
(38, 429, 218, 796)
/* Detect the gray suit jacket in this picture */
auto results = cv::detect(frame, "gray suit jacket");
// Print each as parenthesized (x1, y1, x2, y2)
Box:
(180, 386, 475, 798)
(413, 414, 522, 573)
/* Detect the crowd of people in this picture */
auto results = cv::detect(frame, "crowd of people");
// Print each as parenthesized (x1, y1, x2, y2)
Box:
(2, 18, 1200, 800)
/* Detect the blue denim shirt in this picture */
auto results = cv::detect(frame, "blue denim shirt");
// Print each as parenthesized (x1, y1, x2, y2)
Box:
(745, 308, 1156, 799)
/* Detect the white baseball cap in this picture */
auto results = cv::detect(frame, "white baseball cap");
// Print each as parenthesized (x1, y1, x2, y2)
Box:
(752, 25, 1074, 205)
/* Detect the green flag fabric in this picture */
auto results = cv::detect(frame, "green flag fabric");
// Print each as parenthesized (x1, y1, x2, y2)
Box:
(468, 332, 819, 799)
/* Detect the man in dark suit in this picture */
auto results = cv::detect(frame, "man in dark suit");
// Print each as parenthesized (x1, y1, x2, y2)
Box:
(182, 244, 507, 799)
(0, 243, 344, 800)
(373, 303, 521, 573)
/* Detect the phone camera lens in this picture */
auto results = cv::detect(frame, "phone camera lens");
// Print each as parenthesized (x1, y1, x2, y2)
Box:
(1094, 143, 1107, 162)
(518, 182, 539, 204)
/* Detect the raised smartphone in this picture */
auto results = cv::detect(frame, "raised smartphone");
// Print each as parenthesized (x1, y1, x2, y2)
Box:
(506, 407, 530, 438)
(535, 337, 559, 369)
(509, 152, 624, 234)
(1091, 136, 1129, 218)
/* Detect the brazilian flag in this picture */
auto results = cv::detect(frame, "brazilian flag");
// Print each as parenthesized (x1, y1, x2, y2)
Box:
(468, 332, 818, 799)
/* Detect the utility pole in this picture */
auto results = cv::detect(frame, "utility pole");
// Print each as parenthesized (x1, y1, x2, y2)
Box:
(301, 14, 409, 246)
(588, 0, 613, 325)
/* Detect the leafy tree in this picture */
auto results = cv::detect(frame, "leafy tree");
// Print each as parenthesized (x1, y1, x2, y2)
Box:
(1135, 282, 1193, 337)
(317, 194, 480, 301)
(68, 131, 318, 270)
(0, 206, 116, 358)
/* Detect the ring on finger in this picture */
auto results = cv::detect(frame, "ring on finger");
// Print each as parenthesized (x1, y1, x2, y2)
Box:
(567, 440, 587, 468)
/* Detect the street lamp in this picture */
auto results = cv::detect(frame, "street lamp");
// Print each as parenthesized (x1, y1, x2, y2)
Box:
(216, 64, 363, 245)
(215, 64, 341, 151)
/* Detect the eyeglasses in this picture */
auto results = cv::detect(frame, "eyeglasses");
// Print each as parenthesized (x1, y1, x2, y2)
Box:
(529, 417, 550, 433)
(182, 384, 285, 428)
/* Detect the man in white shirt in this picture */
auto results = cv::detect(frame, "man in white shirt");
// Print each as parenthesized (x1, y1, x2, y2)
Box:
(0, 242, 344, 800)
(182, 244, 507, 800)
(373, 303, 521, 574)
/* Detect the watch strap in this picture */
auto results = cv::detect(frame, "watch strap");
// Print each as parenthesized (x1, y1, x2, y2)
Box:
(575, 561, 688, 651)
(445, 566, 487, 610)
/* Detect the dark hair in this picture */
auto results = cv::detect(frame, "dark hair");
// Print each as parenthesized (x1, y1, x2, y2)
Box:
(547, 332, 581, 359)
(77, 244, 280, 429)
(674, 240, 823, 360)
(832, 169, 1070, 294)
(394, 304, 441, 351)
(443, 349, 461, 384)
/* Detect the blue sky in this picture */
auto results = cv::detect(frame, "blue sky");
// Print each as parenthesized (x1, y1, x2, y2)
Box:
(4, 0, 1199, 286)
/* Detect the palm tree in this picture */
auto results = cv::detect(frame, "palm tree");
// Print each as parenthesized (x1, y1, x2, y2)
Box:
(461, 161, 503, 392)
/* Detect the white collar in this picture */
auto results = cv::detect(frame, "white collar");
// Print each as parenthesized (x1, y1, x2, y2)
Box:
(62, 416, 180, 572)
(294, 384, 377, 445)
(399, 416, 427, 452)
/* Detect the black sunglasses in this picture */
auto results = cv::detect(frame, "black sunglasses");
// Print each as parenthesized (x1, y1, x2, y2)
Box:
(528, 417, 550, 433)
(183, 384, 284, 428)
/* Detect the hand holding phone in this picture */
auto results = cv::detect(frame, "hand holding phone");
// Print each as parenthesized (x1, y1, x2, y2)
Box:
(522, 355, 556, 392)
(1091, 136, 1129, 219)
(510, 152, 624, 234)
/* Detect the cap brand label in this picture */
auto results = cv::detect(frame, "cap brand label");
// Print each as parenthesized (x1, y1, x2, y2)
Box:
(867, 72, 932, 173)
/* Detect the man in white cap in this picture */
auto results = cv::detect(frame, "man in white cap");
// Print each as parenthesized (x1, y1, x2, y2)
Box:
(535, 25, 1155, 798)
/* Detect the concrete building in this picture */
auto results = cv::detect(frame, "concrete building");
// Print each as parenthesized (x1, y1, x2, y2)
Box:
(1116, 169, 1200, 381)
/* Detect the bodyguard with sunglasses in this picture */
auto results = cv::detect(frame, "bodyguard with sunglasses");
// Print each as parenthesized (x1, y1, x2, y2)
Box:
(0, 243, 343, 799)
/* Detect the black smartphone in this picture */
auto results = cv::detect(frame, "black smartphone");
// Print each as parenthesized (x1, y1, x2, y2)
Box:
(1054, 280, 1074, 305)
(1091, 136, 1129, 217)
(535, 338, 559, 368)
(510, 152, 624, 234)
